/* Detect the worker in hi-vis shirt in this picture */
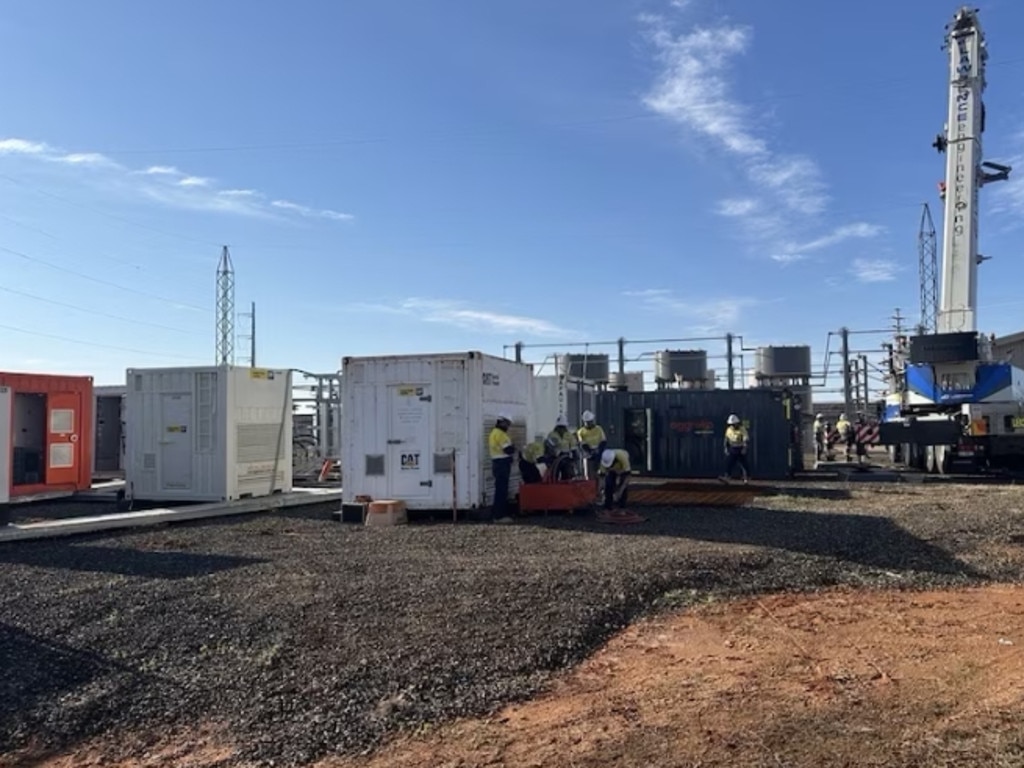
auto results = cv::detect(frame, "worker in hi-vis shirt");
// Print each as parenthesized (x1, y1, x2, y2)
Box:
(547, 415, 579, 480)
(576, 409, 607, 486)
(518, 438, 548, 484)
(599, 448, 632, 512)
(720, 414, 750, 484)
(488, 413, 516, 524)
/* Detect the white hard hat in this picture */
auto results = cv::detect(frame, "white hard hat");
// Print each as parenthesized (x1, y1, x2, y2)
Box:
(555, 415, 568, 428)
(600, 449, 616, 468)
(582, 410, 595, 422)
(497, 412, 513, 423)
(816, 413, 823, 419)
(727, 414, 740, 425)
(839, 413, 847, 420)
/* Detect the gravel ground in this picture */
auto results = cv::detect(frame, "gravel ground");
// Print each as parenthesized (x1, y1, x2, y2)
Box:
(3, 483, 1024, 766)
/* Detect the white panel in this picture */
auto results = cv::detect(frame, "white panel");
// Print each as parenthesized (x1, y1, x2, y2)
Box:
(0, 386, 11, 504)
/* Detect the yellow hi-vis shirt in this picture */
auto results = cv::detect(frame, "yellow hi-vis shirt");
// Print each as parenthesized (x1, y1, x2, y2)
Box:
(547, 428, 578, 453)
(724, 425, 748, 449)
(576, 424, 606, 450)
(521, 441, 546, 464)
(601, 449, 631, 474)
(488, 427, 512, 460)
(836, 418, 851, 437)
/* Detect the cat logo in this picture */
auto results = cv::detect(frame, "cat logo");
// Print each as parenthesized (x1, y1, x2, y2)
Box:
(400, 452, 421, 470)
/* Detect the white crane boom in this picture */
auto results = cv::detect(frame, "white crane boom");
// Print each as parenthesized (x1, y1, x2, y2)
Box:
(934, 6, 1010, 336)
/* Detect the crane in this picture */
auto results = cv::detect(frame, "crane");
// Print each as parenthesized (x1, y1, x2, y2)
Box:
(879, 6, 1021, 475)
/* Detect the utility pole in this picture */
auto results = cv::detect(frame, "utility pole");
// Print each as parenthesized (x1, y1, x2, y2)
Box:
(239, 301, 257, 367)
(215, 245, 235, 366)
(726, 333, 735, 390)
(859, 354, 870, 410)
(840, 326, 852, 414)
(918, 203, 938, 334)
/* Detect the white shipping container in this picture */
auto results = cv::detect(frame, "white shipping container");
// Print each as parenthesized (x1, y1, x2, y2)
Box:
(531, 375, 598, 439)
(342, 352, 533, 510)
(125, 365, 293, 503)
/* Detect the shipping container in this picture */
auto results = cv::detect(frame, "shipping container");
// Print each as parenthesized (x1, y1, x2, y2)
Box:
(594, 389, 799, 480)
(93, 385, 126, 480)
(341, 352, 533, 510)
(531, 375, 597, 439)
(0, 372, 94, 504)
(124, 365, 293, 503)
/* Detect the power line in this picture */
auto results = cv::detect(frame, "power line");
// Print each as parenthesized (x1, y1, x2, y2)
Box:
(0, 285, 202, 334)
(0, 321, 199, 359)
(0, 243, 210, 313)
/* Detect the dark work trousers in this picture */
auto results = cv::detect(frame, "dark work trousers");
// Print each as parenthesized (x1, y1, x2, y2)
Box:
(725, 447, 749, 478)
(491, 457, 512, 518)
(518, 459, 542, 485)
(585, 456, 602, 498)
(603, 472, 629, 510)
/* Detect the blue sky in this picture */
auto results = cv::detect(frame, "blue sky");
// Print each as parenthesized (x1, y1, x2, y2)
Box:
(3, 0, 1024, 398)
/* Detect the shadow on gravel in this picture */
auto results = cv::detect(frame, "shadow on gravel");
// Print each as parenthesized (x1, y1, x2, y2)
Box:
(0, 544, 266, 580)
(529, 506, 982, 578)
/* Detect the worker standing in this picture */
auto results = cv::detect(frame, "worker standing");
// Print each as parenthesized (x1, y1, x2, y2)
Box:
(836, 413, 853, 462)
(488, 413, 516, 524)
(720, 414, 750, 484)
(813, 413, 826, 461)
(853, 412, 869, 465)
(547, 415, 579, 480)
(576, 409, 607, 492)
(599, 448, 632, 514)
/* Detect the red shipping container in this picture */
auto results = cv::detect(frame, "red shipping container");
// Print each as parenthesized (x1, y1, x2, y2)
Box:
(0, 372, 94, 503)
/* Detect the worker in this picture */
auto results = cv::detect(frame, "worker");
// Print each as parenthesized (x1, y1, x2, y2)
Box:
(576, 409, 607, 488)
(853, 412, 870, 464)
(488, 413, 516, 524)
(822, 419, 835, 461)
(813, 413, 826, 461)
(836, 413, 853, 462)
(720, 414, 750, 484)
(599, 448, 632, 513)
(518, 438, 547, 484)
(547, 415, 579, 480)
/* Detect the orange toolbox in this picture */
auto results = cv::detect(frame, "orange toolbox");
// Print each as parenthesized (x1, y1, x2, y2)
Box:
(518, 478, 597, 513)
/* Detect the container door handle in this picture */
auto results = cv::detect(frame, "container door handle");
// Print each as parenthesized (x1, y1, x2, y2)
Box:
(387, 439, 403, 445)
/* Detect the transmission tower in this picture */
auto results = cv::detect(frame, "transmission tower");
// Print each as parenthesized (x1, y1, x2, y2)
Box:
(918, 202, 938, 334)
(215, 245, 235, 365)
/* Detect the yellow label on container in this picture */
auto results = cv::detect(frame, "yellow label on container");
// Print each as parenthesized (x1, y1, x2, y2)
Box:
(250, 368, 269, 379)
(1012, 416, 1024, 429)
(397, 386, 418, 396)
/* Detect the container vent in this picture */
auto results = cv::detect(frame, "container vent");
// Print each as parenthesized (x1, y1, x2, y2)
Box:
(134, 374, 143, 391)
(365, 454, 385, 476)
(197, 372, 216, 453)
(49, 443, 74, 469)
(237, 424, 283, 464)
(143, 453, 157, 470)
(433, 452, 454, 474)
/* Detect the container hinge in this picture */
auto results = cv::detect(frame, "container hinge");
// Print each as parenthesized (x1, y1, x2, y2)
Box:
(419, 480, 433, 487)
(386, 439, 403, 445)
(419, 395, 432, 402)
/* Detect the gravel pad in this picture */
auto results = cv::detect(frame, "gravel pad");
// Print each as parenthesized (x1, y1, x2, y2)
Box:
(2, 484, 1023, 766)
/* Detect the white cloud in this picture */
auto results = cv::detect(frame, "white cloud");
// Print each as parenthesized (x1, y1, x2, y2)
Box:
(640, 9, 881, 264)
(354, 298, 570, 337)
(850, 258, 900, 283)
(624, 288, 757, 331)
(0, 135, 355, 223)
(787, 222, 885, 253)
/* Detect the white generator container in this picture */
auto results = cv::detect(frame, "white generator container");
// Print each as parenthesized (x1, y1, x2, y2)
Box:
(342, 352, 533, 510)
(125, 365, 293, 503)
(531, 374, 598, 439)
(93, 385, 126, 479)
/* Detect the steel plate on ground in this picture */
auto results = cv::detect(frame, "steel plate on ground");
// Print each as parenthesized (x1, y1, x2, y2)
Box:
(629, 479, 770, 508)
(518, 480, 597, 512)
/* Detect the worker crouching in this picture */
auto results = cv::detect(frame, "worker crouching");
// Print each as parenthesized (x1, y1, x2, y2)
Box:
(518, 439, 548, 484)
(599, 448, 631, 514)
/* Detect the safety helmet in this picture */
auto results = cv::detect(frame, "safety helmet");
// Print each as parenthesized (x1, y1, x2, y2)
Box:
(555, 415, 568, 428)
(600, 449, 616, 468)
(581, 410, 595, 423)
(497, 412, 513, 424)
(816, 413, 823, 419)
(727, 414, 740, 425)
(839, 413, 847, 420)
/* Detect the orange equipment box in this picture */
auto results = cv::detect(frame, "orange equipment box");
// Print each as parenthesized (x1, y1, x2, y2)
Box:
(518, 478, 597, 513)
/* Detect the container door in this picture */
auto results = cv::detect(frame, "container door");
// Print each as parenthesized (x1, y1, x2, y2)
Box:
(95, 396, 123, 472)
(0, 386, 10, 503)
(624, 407, 653, 474)
(159, 393, 193, 491)
(387, 384, 432, 499)
(46, 392, 81, 486)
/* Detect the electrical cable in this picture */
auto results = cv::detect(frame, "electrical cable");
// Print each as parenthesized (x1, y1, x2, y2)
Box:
(0, 243, 210, 313)
(0, 321, 199, 359)
(0, 284, 202, 335)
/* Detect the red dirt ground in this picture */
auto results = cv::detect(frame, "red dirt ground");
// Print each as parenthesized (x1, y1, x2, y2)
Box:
(11, 584, 1024, 768)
